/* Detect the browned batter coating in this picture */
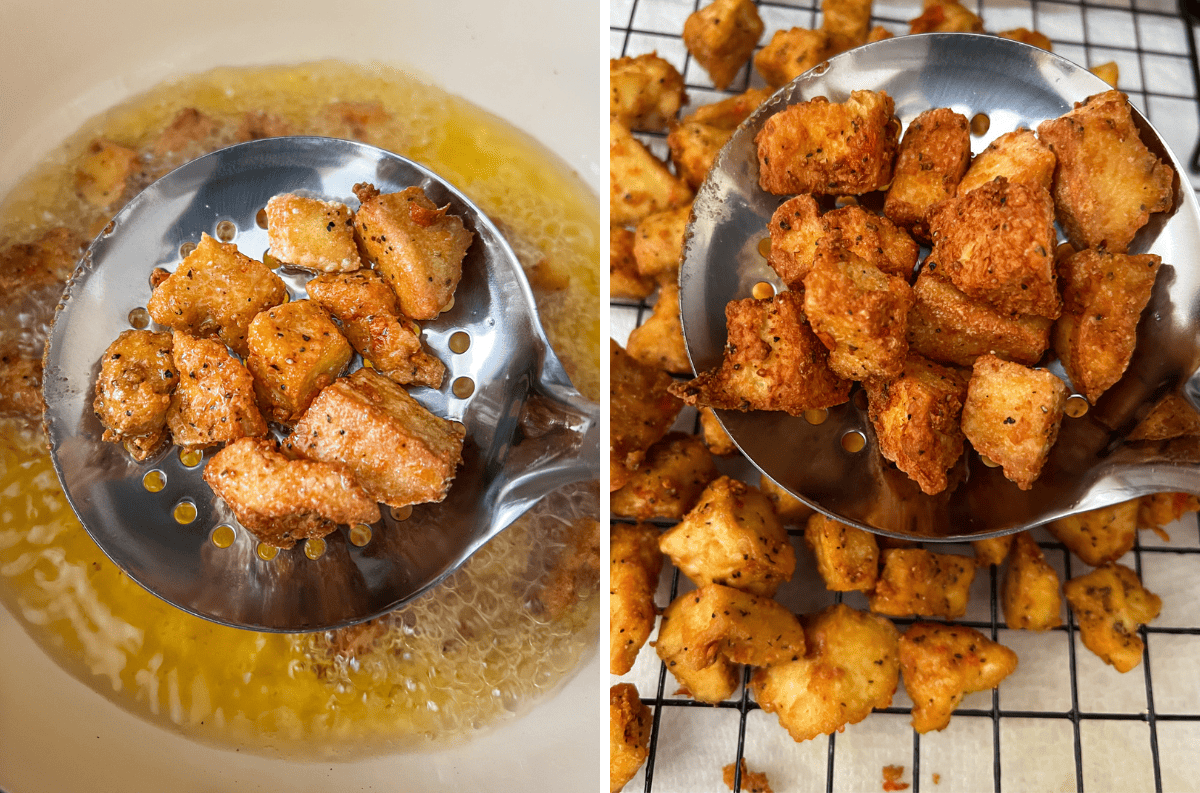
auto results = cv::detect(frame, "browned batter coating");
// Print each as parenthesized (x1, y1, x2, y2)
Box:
(626, 282, 690, 374)
(957, 128, 1056, 196)
(664, 583, 806, 670)
(610, 227, 655, 301)
(0, 227, 84, 303)
(609, 338, 683, 491)
(0, 344, 43, 418)
(75, 138, 140, 210)
(610, 432, 719, 521)
(1002, 532, 1063, 631)
(1064, 563, 1161, 672)
(611, 119, 694, 226)
(265, 193, 363, 273)
(1129, 394, 1200, 441)
(166, 330, 267, 450)
(610, 53, 687, 132)
(869, 548, 975, 619)
(804, 513, 879, 592)
(822, 0, 873, 54)
(1046, 499, 1139, 567)
(883, 108, 971, 241)
(632, 204, 691, 283)
(683, 0, 765, 90)
(610, 683, 653, 792)
(609, 522, 663, 675)
(93, 330, 176, 461)
(246, 299, 352, 423)
(899, 623, 1017, 733)
(908, 0, 983, 33)
(667, 89, 771, 190)
(753, 28, 831, 89)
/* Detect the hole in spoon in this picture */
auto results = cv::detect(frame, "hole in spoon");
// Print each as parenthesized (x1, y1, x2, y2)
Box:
(804, 408, 829, 425)
(970, 113, 990, 136)
(756, 237, 772, 258)
(452, 377, 475, 399)
(257, 543, 279, 561)
(173, 500, 197, 524)
(255, 208, 268, 229)
(179, 448, 202, 467)
(211, 524, 235, 549)
(391, 505, 413, 521)
(143, 470, 166, 492)
(449, 332, 471, 354)
(215, 220, 237, 242)
(840, 430, 866, 453)
(263, 250, 280, 268)
(179, 241, 197, 258)
(835, 196, 859, 208)
(1065, 395, 1089, 418)
(128, 307, 150, 329)
(349, 523, 373, 547)
(751, 281, 775, 300)
(980, 454, 1001, 468)
(304, 537, 326, 560)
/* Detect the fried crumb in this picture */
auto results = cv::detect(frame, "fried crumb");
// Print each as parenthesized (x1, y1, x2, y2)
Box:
(883, 764, 910, 791)
(723, 758, 774, 793)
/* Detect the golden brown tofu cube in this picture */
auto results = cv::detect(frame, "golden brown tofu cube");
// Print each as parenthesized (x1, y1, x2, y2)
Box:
(353, 183, 472, 320)
(611, 119, 695, 227)
(0, 227, 83, 301)
(870, 548, 975, 619)
(753, 28, 831, 89)
(669, 292, 851, 415)
(1129, 394, 1200, 441)
(756, 91, 899, 196)
(1053, 248, 1162, 403)
(151, 108, 221, 161)
(699, 407, 738, 456)
(1091, 61, 1120, 88)
(167, 331, 267, 450)
(265, 193, 363, 273)
(610, 52, 687, 132)
(749, 603, 900, 742)
(94, 330, 176, 461)
(1046, 498, 1138, 567)
(926, 177, 1061, 319)
(75, 138, 139, 210)
(908, 0, 983, 33)
(1037, 91, 1174, 253)
(610, 432, 719, 521)
(287, 368, 465, 508)
(687, 88, 773, 130)
(245, 300, 353, 423)
(997, 27, 1053, 50)
(633, 203, 691, 282)
(961, 355, 1069, 489)
(899, 623, 1018, 733)
(656, 592, 741, 703)
(1139, 492, 1200, 533)
(1064, 563, 1161, 672)
(668, 90, 771, 190)
(626, 282, 690, 375)
(759, 474, 814, 526)
(884, 109, 972, 242)
(1002, 532, 1063, 631)
(971, 534, 1013, 567)
(667, 583, 806, 670)
(683, 0, 765, 90)
(766, 195, 826, 289)
(610, 339, 684, 491)
(804, 513, 879, 592)
(957, 128, 1057, 196)
(0, 345, 42, 419)
(659, 476, 796, 597)
(822, 0, 873, 54)
(804, 246, 914, 381)
(610, 227, 655, 300)
(864, 353, 968, 495)
(610, 523, 664, 675)
(610, 683, 652, 793)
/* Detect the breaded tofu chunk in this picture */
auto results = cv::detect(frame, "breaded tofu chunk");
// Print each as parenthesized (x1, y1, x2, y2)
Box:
(759, 474, 814, 526)
(245, 299, 352, 423)
(1054, 248, 1161, 403)
(822, 0, 873, 54)
(688, 88, 774, 130)
(74, 138, 139, 210)
(871, 548, 975, 619)
(884, 109, 972, 241)
(961, 355, 1069, 489)
(659, 476, 796, 597)
(235, 110, 292, 142)
(353, 183, 472, 320)
(147, 233, 288, 357)
(699, 407, 738, 456)
(656, 591, 742, 703)
(633, 203, 691, 282)
(899, 623, 1018, 733)
(767, 195, 825, 289)
(669, 292, 851, 415)
(626, 282, 690, 374)
(683, 0, 765, 90)
(1064, 563, 1161, 672)
(1091, 61, 1120, 88)
(611, 119, 695, 226)
(997, 27, 1053, 50)
(1129, 394, 1200, 441)
(957, 129, 1057, 196)
(287, 368, 465, 508)
(611, 227, 655, 300)
(0, 345, 42, 418)
(610, 683, 652, 793)
(1139, 491, 1200, 533)
(167, 331, 267, 450)
(0, 227, 84, 302)
(610, 339, 684, 491)
(669, 89, 771, 189)
(804, 513, 879, 592)
(610, 53, 687, 131)
(1037, 91, 1174, 253)
(755, 91, 899, 196)
(307, 269, 444, 389)
(804, 246, 914, 381)
(864, 353, 968, 495)
(972, 535, 1014, 567)
(926, 177, 1060, 319)
(1002, 532, 1063, 630)
(610, 523, 664, 675)
(204, 437, 381, 549)
(1046, 498, 1138, 567)
(750, 604, 900, 742)
(94, 330, 176, 460)
(265, 193, 362, 273)
(908, 0, 983, 33)
(610, 432, 719, 521)
(666, 583, 806, 669)
(906, 269, 1052, 367)
(753, 28, 831, 89)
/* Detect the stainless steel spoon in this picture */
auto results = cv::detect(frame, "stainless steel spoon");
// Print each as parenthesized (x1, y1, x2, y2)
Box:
(679, 33, 1200, 541)
(43, 136, 598, 631)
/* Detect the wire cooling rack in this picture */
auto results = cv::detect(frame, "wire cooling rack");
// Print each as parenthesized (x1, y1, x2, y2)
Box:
(610, 1, 1200, 790)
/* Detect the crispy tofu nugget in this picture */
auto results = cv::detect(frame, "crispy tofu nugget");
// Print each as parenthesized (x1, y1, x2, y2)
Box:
(756, 91, 899, 196)
(627, 282, 691, 374)
(1091, 61, 1120, 88)
(611, 119, 695, 226)
(611, 432, 720, 521)
(683, 0, 765, 90)
(1037, 91, 1174, 253)
(870, 548, 975, 619)
(804, 513, 879, 592)
(167, 331, 267, 450)
(957, 129, 1057, 196)
(1002, 532, 1063, 630)
(611, 227, 655, 300)
(246, 300, 352, 423)
(667, 583, 806, 671)
(94, 330, 176, 461)
(669, 90, 771, 189)
(610, 683, 652, 793)
(1064, 563, 1161, 672)
(1054, 248, 1162, 403)
(660, 476, 796, 597)
(633, 203, 691, 283)
(864, 353, 968, 495)
(610, 52, 687, 131)
(656, 591, 741, 703)
(699, 407, 738, 456)
(0, 227, 83, 302)
(822, 0, 873, 54)
(1046, 499, 1138, 567)
(723, 759, 774, 793)
(669, 292, 851, 415)
(908, 0, 983, 33)
(1139, 492, 1200, 534)
(265, 193, 362, 273)
(610, 339, 684, 491)
(753, 28, 831, 89)
(927, 177, 1061, 319)
(0, 345, 42, 419)
(610, 523, 664, 675)
(689, 88, 774, 129)
(767, 195, 825, 288)
(74, 138, 139, 210)
(884, 109, 972, 241)
(997, 27, 1053, 50)
(972, 535, 1014, 567)
(750, 603, 900, 742)
(899, 623, 1018, 733)
(1129, 394, 1200, 441)
(760, 474, 815, 526)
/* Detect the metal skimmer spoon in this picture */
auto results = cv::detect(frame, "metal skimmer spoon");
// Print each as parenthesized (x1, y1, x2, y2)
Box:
(680, 33, 1200, 542)
(43, 136, 598, 631)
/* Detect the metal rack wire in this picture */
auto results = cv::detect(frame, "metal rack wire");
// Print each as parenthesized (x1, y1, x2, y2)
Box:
(610, 1, 1200, 789)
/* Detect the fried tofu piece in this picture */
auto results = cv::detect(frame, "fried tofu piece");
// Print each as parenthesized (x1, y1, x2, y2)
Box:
(0, 345, 43, 418)
(611, 227, 655, 300)
(1129, 394, 1200, 441)
(1002, 532, 1063, 630)
(1054, 248, 1162, 404)
(755, 91, 899, 196)
(971, 535, 1013, 567)
(306, 269, 445, 390)
(0, 227, 84, 303)
(1139, 492, 1200, 533)
(611, 119, 695, 226)
(822, 0, 873, 54)
(870, 548, 975, 619)
(610, 683, 652, 793)
(610, 339, 684, 491)
(669, 292, 851, 415)
(1091, 61, 1120, 88)
(1064, 563, 1161, 672)
(633, 203, 691, 282)
(320, 101, 391, 144)
(166, 331, 267, 450)
(152, 108, 221, 161)
(926, 177, 1060, 319)
(1037, 91, 1174, 253)
(699, 407, 738, 456)
(961, 355, 1069, 489)
(683, 0, 765, 90)
(804, 246, 914, 381)
(626, 282, 690, 374)
(867, 25, 894, 42)
(864, 353, 968, 495)
(668, 90, 771, 189)
(74, 138, 139, 210)
(759, 474, 814, 525)
(656, 592, 741, 703)
(687, 88, 773, 130)
(353, 183, 472, 320)
(265, 193, 362, 273)
(667, 583, 807, 670)
(610, 523, 664, 675)
(287, 368, 465, 508)
(245, 300, 352, 423)
(884, 109, 972, 241)
(610, 53, 687, 132)
(723, 759, 774, 793)
(749, 603, 900, 742)
(804, 513, 879, 592)
(766, 195, 825, 288)
(611, 432, 719, 521)
(908, 0, 983, 33)
(997, 27, 1053, 50)
(957, 129, 1056, 197)
(235, 110, 292, 142)
(94, 330, 176, 460)
(1047, 499, 1138, 567)
(659, 476, 796, 597)
(899, 623, 1018, 733)
(753, 28, 831, 89)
